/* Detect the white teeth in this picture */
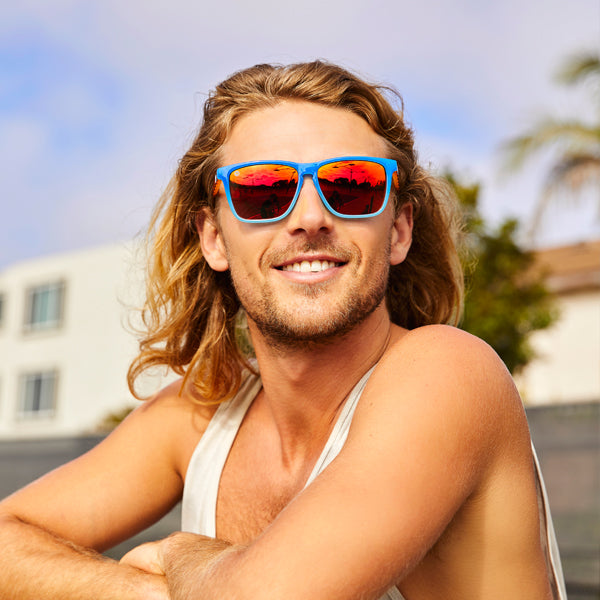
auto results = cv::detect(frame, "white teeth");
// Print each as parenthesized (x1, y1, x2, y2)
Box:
(282, 260, 338, 272)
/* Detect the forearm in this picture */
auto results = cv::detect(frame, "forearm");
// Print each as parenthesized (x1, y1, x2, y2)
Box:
(168, 553, 246, 600)
(154, 534, 242, 600)
(0, 515, 168, 600)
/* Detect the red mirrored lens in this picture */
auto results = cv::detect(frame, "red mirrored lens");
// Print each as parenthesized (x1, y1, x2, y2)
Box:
(229, 164, 298, 220)
(318, 160, 387, 215)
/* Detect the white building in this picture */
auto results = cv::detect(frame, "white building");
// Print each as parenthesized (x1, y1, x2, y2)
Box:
(516, 239, 600, 405)
(0, 238, 598, 439)
(0, 241, 166, 439)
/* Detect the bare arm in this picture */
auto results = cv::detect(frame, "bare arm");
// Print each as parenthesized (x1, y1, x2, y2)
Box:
(0, 514, 168, 600)
(0, 381, 204, 599)
(125, 327, 545, 599)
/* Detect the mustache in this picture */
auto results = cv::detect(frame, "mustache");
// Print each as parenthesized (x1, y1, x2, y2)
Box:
(265, 239, 357, 266)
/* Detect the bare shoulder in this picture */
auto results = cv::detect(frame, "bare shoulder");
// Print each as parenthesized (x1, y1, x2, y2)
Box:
(350, 324, 529, 465)
(133, 378, 217, 432)
(124, 379, 219, 477)
(388, 323, 510, 375)
(381, 324, 522, 415)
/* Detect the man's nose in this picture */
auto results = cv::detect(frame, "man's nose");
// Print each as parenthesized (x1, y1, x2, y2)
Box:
(285, 175, 334, 235)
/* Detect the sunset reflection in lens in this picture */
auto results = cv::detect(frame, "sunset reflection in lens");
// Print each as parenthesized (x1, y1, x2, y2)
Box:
(318, 160, 386, 215)
(229, 164, 298, 220)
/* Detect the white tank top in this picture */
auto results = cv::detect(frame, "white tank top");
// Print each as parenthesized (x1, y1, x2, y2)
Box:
(182, 369, 566, 600)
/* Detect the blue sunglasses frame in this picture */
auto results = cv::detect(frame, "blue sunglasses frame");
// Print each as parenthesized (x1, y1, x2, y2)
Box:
(214, 156, 399, 223)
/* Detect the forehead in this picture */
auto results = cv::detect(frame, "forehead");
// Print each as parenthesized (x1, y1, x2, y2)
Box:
(219, 100, 388, 166)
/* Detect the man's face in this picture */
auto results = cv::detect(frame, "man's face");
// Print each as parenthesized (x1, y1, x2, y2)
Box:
(199, 100, 412, 347)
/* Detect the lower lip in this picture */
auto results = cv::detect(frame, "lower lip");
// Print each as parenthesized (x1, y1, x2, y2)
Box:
(275, 265, 343, 283)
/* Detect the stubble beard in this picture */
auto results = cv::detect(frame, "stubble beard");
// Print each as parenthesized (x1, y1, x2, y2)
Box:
(230, 243, 391, 351)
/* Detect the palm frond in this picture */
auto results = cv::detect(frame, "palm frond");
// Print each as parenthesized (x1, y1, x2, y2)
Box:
(544, 153, 600, 193)
(500, 47, 600, 239)
(501, 119, 600, 173)
(526, 153, 600, 240)
(556, 51, 600, 86)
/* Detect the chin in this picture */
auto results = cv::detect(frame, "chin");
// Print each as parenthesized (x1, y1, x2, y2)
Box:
(248, 299, 380, 348)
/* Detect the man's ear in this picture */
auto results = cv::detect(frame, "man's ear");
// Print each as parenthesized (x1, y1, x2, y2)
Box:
(196, 209, 229, 272)
(390, 202, 413, 266)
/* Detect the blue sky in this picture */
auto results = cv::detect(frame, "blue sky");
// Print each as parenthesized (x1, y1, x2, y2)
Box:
(1, 0, 599, 268)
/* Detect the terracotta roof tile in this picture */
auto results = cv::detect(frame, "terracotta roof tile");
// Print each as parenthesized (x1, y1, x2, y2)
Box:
(532, 240, 600, 293)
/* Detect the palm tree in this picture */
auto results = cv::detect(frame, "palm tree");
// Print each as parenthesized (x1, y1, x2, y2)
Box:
(501, 50, 600, 236)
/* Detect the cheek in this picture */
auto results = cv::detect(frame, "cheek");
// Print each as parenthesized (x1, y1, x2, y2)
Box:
(363, 223, 393, 260)
(222, 236, 263, 290)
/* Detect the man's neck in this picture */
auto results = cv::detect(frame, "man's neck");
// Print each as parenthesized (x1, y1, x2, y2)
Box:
(246, 304, 396, 466)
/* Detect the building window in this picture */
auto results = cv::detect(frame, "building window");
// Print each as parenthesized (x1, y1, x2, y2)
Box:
(24, 281, 65, 331)
(18, 371, 58, 419)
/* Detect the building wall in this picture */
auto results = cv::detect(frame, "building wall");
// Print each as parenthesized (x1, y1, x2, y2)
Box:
(517, 289, 600, 405)
(0, 242, 166, 439)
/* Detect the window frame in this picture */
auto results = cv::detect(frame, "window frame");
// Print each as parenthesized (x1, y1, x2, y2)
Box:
(17, 369, 59, 420)
(23, 280, 66, 333)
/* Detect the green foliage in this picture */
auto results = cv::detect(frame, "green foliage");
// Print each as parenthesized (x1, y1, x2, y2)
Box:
(447, 174, 559, 374)
(95, 406, 135, 432)
(235, 311, 255, 358)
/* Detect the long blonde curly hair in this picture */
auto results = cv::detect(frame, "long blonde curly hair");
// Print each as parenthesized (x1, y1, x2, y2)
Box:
(128, 61, 464, 403)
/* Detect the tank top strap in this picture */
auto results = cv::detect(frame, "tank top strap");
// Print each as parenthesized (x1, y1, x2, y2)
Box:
(304, 365, 376, 488)
(531, 442, 568, 599)
(181, 372, 263, 536)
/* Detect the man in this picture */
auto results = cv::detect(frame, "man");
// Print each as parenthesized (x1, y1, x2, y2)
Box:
(0, 61, 566, 599)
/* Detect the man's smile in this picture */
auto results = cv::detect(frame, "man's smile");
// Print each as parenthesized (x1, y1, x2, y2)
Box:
(270, 252, 349, 284)
(278, 259, 342, 273)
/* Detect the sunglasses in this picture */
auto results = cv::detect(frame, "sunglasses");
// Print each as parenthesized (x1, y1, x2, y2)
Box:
(214, 156, 399, 223)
